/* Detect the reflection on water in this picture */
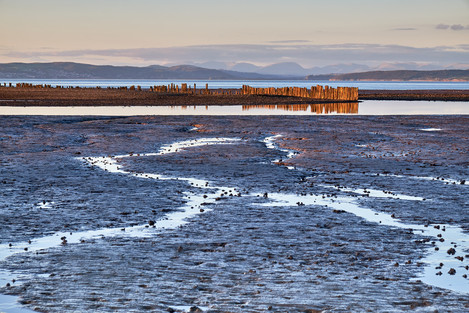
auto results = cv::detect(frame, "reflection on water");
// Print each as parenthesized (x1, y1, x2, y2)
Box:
(0, 100, 468, 115)
(242, 102, 359, 114)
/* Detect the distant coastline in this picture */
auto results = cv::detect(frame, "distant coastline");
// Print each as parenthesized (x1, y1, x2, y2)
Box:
(1, 62, 468, 82)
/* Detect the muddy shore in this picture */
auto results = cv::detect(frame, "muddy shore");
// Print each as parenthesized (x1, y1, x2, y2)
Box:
(1, 87, 468, 106)
(0, 115, 468, 312)
(359, 89, 469, 101)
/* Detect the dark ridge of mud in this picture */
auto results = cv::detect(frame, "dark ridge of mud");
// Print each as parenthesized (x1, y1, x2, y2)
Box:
(1, 115, 468, 312)
(359, 89, 469, 101)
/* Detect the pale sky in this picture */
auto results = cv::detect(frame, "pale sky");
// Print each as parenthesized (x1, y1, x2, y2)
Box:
(1, 0, 468, 68)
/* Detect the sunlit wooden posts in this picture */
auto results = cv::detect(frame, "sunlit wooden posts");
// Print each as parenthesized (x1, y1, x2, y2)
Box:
(240, 84, 358, 101)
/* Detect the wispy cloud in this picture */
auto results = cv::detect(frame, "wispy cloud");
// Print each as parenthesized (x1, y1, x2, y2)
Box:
(436, 23, 469, 30)
(267, 40, 311, 44)
(2, 43, 469, 68)
(436, 24, 450, 30)
(392, 27, 417, 31)
(450, 24, 465, 31)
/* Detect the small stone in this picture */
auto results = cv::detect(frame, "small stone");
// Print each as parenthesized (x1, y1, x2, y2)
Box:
(448, 268, 456, 275)
(447, 248, 456, 255)
(148, 220, 155, 226)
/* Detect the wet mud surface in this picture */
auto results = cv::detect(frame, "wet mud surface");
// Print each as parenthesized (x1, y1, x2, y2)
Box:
(0, 115, 468, 312)
(359, 89, 469, 101)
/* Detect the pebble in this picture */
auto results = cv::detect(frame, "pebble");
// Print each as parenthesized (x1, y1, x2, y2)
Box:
(447, 248, 456, 255)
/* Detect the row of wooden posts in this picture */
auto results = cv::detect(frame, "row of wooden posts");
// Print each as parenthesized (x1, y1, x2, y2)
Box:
(241, 85, 358, 101)
(2, 82, 359, 101)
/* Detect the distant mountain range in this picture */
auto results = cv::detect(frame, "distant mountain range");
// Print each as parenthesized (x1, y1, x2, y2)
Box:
(307, 70, 469, 81)
(0, 62, 283, 80)
(191, 61, 469, 76)
(0, 62, 468, 81)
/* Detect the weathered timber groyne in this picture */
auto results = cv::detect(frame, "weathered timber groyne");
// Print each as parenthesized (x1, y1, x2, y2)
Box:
(242, 85, 359, 101)
(2, 82, 358, 101)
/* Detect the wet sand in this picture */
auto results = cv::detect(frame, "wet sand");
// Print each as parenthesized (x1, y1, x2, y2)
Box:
(1, 87, 469, 106)
(0, 115, 468, 312)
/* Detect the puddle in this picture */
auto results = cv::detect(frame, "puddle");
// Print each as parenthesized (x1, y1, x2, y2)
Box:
(323, 185, 425, 201)
(263, 134, 298, 169)
(0, 294, 36, 313)
(420, 128, 442, 132)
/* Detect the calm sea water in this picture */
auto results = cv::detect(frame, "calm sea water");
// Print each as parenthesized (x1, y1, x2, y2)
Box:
(1, 101, 468, 116)
(1, 79, 469, 90)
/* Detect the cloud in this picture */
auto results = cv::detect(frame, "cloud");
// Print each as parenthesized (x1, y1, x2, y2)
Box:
(392, 28, 417, 31)
(435, 24, 450, 30)
(436, 23, 469, 30)
(267, 40, 311, 44)
(450, 24, 465, 31)
(2, 43, 469, 68)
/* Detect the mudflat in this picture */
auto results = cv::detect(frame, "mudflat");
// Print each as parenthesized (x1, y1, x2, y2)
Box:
(1, 87, 469, 106)
(359, 89, 469, 101)
(0, 115, 468, 312)
(0, 87, 336, 106)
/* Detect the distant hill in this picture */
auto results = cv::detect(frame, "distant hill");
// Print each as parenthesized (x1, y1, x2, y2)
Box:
(0, 62, 285, 80)
(307, 70, 469, 81)
(1, 62, 468, 81)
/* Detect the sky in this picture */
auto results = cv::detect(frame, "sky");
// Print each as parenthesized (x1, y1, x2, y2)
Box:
(1, 0, 468, 70)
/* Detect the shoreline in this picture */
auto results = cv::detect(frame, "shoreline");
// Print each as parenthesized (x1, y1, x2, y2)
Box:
(1, 87, 469, 106)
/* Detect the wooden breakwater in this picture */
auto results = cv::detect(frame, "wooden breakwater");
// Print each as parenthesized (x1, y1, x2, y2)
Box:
(242, 85, 358, 101)
(2, 82, 358, 101)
